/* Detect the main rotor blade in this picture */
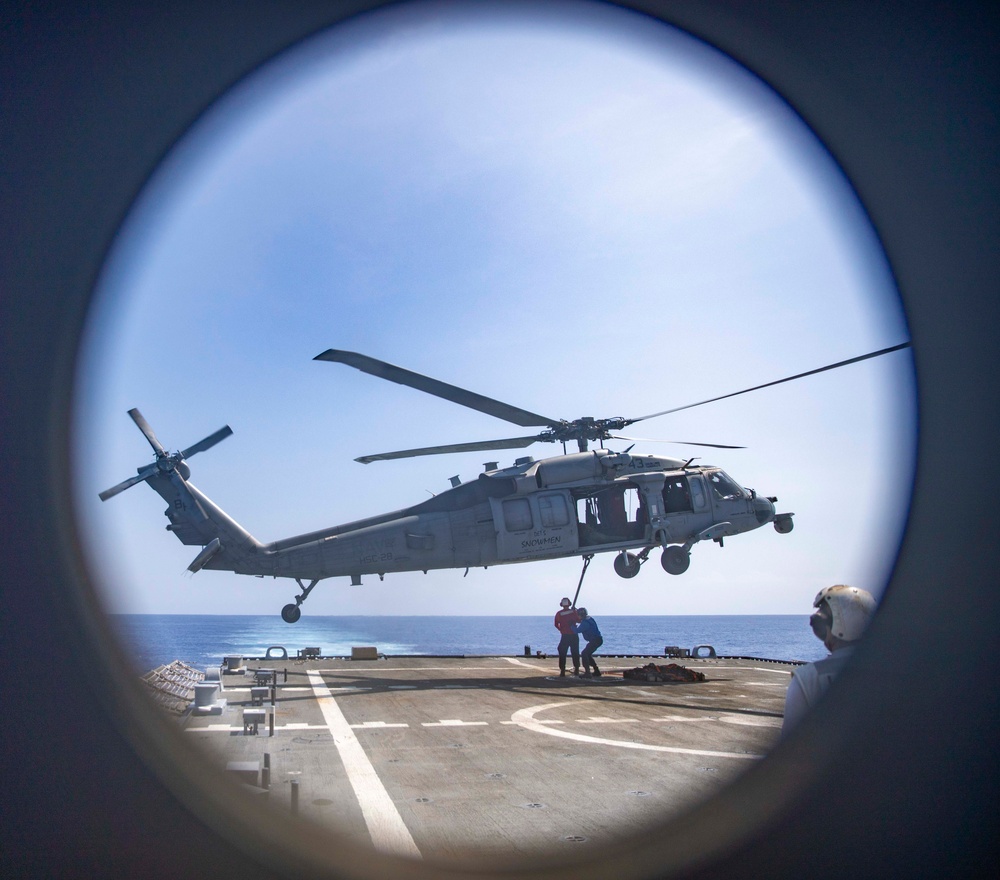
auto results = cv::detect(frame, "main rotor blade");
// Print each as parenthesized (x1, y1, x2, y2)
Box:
(630, 342, 912, 424)
(98, 464, 156, 502)
(610, 435, 745, 449)
(356, 434, 542, 464)
(181, 425, 233, 459)
(315, 349, 557, 428)
(128, 408, 165, 455)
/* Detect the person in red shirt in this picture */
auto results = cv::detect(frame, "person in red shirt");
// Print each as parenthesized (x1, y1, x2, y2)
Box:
(554, 597, 581, 677)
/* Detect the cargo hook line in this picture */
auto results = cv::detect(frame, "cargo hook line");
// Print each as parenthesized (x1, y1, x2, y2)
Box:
(572, 554, 594, 608)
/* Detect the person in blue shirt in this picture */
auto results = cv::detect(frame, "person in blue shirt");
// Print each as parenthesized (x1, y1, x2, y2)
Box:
(574, 608, 603, 677)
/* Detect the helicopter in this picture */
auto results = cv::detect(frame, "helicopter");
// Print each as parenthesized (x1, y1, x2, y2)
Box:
(99, 343, 910, 622)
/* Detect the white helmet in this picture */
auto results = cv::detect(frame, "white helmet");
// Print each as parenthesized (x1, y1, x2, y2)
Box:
(812, 585, 876, 642)
(560, 597, 571, 608)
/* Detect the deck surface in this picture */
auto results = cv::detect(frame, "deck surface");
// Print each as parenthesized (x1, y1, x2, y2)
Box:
(182, 654, 792, 864)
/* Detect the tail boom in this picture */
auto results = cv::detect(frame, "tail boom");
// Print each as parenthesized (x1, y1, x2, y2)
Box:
(146, 472, 269, 575)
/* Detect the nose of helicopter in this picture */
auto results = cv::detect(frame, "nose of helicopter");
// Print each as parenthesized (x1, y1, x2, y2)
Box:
(753, 494, 776, 524)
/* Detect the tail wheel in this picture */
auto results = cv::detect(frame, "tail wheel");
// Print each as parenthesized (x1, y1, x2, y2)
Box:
(614, 552, 641, 579)
(661, 546, 690, 575)
(281, 603, 302, 624)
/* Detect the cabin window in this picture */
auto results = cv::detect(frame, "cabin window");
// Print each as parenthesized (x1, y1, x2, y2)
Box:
(663, 477, 693, 513)
(707, 469, 745, 500)
(539, 494, 570, 528)
(502, 498, 533, 531)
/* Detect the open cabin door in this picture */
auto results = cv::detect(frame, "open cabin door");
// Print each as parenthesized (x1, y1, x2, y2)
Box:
(490, 491, 579, 561)
(575, 480, 650, 547)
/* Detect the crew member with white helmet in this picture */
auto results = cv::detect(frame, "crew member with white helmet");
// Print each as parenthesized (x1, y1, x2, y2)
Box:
(782, 584, 876, 735)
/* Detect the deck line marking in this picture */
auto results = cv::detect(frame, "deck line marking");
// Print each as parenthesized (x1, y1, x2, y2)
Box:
(187, 724, 332, 732)
(308, 671, 421, 859)
(510, 702, 762, 760)
(717, 714, 783, 727)
(312, 663, 567, 675)
(352, 721, 409, 729)
(316, 665, 520, 673)
(503, 657, 549, 671)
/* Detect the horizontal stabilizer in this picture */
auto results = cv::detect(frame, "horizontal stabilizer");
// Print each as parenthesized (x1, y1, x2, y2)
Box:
(188, 537, 223, 573)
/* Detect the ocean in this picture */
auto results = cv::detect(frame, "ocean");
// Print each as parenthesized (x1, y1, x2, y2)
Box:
(110, 614, 828, 673)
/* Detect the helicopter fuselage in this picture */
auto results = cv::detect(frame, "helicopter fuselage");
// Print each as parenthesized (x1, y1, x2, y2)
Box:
(187, 450, 791, 583)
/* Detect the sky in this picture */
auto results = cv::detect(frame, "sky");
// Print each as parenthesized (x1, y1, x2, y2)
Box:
(72, 0, 915, 618)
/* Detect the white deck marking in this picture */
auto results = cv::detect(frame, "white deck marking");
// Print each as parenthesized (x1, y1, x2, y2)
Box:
(717, 714, 783, 727)
(187, 723, 332, 733)
(421, 720, 488, 727)
(308, 671, 421, 859)
(316, 665, 526, 673)
(578, 717, 640, 724)
(352, 721, 409, 729)
(503, 657, 549, 671)
(511, 702, 762, 760)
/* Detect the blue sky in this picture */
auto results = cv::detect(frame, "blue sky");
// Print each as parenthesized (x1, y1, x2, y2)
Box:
(72, 0, 915, 618)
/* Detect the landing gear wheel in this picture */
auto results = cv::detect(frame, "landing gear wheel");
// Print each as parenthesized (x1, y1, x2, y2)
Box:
(281, 603, 302, 624)
(614, 552, 641, 579)
(661, 546, 690, 575)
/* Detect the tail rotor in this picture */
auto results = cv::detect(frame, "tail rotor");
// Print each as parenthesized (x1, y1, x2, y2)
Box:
(99, 408, 233, 502)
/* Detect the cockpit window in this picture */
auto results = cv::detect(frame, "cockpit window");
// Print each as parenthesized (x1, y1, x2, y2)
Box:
(707, 470, 745, 501)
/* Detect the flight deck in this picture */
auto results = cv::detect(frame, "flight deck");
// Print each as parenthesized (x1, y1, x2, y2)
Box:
(166, 652, 794, 865)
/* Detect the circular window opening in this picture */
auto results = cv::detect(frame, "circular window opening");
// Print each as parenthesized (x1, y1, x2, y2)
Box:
(70, 1, 915, 877)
